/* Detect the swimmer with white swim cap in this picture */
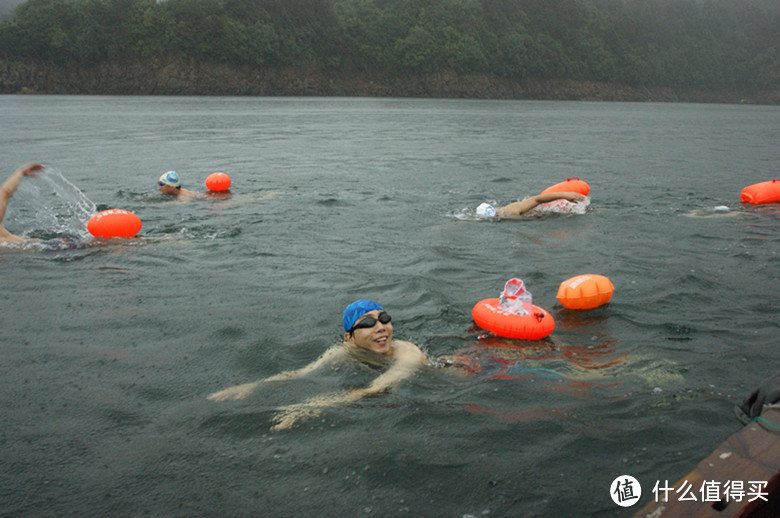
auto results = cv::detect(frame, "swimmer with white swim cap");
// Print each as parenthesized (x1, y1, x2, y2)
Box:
(208, 299, 429, 431)
(478, 192, 587, 219)
(157, 170, 202, 200)
(1, 163, 44, 244)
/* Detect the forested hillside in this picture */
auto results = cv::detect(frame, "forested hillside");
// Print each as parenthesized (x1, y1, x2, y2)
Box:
(0, 0, 777, 102)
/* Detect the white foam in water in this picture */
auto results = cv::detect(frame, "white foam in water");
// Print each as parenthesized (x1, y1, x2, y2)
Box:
(9, 167, 96, 240)
(531, 196, 591, 215)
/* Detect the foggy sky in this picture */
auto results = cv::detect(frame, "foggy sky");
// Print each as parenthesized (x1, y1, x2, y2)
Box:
(0, 0, 24, 18)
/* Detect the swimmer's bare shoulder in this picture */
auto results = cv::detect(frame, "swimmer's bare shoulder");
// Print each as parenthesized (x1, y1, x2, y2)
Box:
(392, 340, 429, 366)
(177, 188, 206, 201)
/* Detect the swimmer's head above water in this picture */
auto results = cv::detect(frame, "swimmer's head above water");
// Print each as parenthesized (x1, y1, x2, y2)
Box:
(158, 171, 181, 194)
(342, 299, 394, 355)
(159, 171, 180, 188)
(476, 203, 496, 218)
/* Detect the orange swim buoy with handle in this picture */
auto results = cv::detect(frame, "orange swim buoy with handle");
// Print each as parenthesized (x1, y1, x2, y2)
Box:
(556, 274, 614, 310)
(87, 209, 142, 238)
(540, 177, 590, 196)
(205, 172, 232, 192)
(472, 298, 555, 340)
(740, 180, 780, 205)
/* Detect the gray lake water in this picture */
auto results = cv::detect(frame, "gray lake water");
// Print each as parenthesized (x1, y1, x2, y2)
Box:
(1, 95, 778, 516)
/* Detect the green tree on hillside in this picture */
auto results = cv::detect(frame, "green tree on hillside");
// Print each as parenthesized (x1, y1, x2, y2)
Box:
(0, 0, 776, 95)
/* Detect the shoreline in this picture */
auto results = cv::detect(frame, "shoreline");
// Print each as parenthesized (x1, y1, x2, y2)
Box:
(1, 59, 777, 105)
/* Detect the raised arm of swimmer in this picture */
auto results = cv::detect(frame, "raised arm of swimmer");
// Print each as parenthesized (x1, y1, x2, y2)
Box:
(497, 192, 586, 218)
(1, 163, 43, 243)
(206, 345, 349, 402)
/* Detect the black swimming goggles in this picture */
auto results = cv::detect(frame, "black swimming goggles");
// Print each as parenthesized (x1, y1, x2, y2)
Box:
(349, 311, 392, 333)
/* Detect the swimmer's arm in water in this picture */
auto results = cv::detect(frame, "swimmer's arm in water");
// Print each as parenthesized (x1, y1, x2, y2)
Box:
(270, 340, 428, 431)
(177, 188, 206, 201)
(354, 340, 428, 395)
(497, 192, 586, 217)
(207, 345, 348, 402)
(0, 163, 43, 222)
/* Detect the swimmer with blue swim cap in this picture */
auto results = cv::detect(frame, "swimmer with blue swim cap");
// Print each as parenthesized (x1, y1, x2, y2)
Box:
(208, 299, 429, 430)
(158, 171, 180, 189)
(341, 299, 397, 355)
(343, 299, 384, 332)
(157, 170, 202, 200)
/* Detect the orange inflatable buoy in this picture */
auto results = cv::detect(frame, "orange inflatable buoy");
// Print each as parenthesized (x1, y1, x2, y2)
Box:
(740, 180, 780, 205)
(87, 209, 142, 238)
(205, 172, 232, 192)
(472, 298, 555, 340)
(540, 177, 590, 196)
(556, 274, 614, 310)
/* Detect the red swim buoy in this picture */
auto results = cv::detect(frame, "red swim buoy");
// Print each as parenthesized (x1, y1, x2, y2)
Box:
(205, 172, 232, 192)
(540, 177, 590, 196)
(472, 298, 555, 340)
(556, 274, 614, 310)
(87, 209, 142, 238)
(740, 180, 780, 205)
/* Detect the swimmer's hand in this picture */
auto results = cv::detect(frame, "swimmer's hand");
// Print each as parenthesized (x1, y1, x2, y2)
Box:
(18, 163, 44, 177)
(207, 371, 302, 401)
(270, 403, 323, 431)
(562, 192, 586, 203)
(269, 389, 367, 431)
(207, 381, 262, 402)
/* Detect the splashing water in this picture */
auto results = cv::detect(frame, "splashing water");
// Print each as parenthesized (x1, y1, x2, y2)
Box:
(7, 167, 96, 241)
(530, 196, 591, 215)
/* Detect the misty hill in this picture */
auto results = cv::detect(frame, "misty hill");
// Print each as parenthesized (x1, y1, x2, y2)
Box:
(0, 1, 23, 19)
(0, 0, 777, 103)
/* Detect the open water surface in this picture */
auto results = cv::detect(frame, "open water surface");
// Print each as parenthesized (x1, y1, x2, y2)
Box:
(1, 95, 778, 516)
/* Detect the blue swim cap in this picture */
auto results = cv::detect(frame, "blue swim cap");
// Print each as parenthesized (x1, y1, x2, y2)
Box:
(158, 171, 180, 188)
(343, 299, 384, 332)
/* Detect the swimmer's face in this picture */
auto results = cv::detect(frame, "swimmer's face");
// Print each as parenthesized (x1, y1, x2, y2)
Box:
(345, 309, 394, 355)
(158, 184, 180, 196)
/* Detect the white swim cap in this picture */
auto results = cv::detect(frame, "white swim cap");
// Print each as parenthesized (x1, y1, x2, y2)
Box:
(158, 171, 180, 188)
(476, 203, 496, 218)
